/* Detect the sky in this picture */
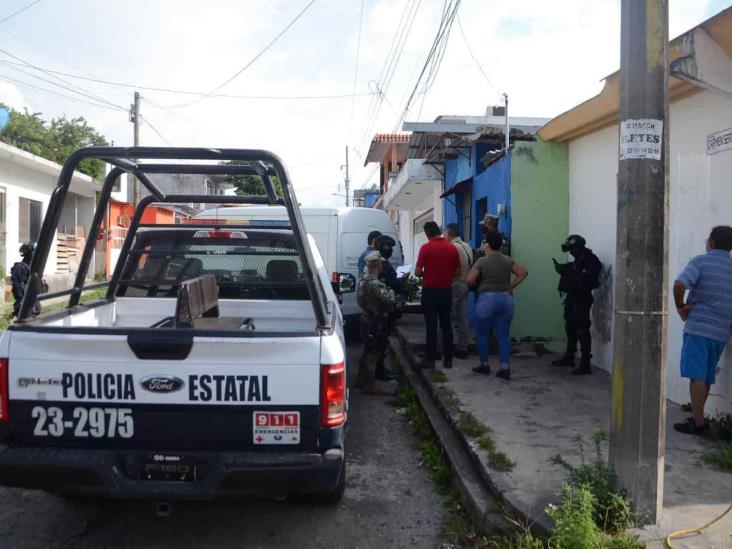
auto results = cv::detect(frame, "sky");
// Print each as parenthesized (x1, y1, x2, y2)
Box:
(0, 0, 731, 206)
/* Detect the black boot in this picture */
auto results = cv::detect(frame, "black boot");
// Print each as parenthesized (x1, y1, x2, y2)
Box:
(552, 355, 575, 367)
(571, 358, 592, 375)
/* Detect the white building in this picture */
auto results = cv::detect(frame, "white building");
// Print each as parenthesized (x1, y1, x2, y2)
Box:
(539, 7, 732, 414)
(0, 141, 101, 286)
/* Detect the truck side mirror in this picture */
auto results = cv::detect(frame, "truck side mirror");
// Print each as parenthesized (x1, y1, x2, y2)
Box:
(331, 273, 356, 294)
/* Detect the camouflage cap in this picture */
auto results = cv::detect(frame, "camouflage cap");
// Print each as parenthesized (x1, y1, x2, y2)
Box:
(364, 250, 382, 266)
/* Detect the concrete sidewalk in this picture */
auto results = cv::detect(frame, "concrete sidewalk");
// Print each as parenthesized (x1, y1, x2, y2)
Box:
(395, 313, 732, 548)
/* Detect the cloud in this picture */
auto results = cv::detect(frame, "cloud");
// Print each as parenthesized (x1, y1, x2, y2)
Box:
(0, 82, 30, 111)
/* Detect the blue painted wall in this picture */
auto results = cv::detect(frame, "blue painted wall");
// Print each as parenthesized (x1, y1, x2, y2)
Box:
(364, 190, 379, 208)
(471, 153, 512, 248)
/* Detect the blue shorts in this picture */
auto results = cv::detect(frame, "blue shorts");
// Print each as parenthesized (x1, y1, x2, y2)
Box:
(680, 333, 726, 385)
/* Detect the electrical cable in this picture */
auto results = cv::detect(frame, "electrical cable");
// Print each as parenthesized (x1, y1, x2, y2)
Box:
(0, 71, 122, 111)
(0, 0, 41, 25)
(666, 504, 732, 549)
(168, 0, 317, 108)
(0, 50, 127, 110)
(456, 13, 502, 99)
(140, 114, 173, 146)
(0, 58, 127, 111)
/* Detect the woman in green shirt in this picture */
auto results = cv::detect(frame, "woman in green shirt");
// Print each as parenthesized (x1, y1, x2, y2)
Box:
(466, 233, 528, 379)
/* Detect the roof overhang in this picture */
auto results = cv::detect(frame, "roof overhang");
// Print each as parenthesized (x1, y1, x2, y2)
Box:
(0, 141, 100, 197)
(539, 5, 732, 143)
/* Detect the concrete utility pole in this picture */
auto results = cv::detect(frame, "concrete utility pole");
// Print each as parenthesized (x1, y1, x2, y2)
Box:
(344, 145, 350, 207)
(609, 0, 669, 525)
(130, 91, 141, 207)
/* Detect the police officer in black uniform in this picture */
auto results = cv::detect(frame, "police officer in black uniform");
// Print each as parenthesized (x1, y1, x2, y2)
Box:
(552, 235, 602, 375)
(11, 242, 41, 318)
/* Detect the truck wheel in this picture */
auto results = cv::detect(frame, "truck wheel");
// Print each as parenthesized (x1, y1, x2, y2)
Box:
(301, 461, 346, 504)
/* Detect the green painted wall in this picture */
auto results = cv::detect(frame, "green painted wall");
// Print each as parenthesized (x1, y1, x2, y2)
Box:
(509, 139, 569, 350)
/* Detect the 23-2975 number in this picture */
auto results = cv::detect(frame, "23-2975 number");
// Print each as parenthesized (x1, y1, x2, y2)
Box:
(31, 406, 134, 439)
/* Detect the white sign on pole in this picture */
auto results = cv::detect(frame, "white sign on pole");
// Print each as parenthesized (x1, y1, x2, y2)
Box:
(707, 128, 732, 155)
(619, 118, 663, 160)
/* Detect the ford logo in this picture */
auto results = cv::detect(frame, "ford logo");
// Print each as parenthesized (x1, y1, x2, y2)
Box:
(140, 375, 184, 393)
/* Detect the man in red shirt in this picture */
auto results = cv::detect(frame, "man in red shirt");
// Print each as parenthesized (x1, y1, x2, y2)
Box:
(415, 221, 461, 369)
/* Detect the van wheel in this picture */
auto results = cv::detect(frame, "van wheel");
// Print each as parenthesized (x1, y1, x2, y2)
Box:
(301, 462, 346, 504)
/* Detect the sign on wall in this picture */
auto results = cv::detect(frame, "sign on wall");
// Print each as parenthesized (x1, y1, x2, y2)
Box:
(619, 118, 663, 160)
(707, 127, 732, 155)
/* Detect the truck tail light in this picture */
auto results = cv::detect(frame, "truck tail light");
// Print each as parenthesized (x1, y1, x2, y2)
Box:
(0, 359, 8, 422)
(320, 362, 345, 428)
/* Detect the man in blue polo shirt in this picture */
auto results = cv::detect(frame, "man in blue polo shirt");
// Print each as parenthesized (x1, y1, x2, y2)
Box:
(357, 231, 382, 277)
(673, 225, 732, 435)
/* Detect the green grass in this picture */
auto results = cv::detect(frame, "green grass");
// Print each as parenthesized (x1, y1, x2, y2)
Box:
(0, 285, 109, 332)
(477, 435, 496, 452)
(489, 450, 515, 473)
(435, 385, 461, 411)
(458, 411, 489, 438)
(429, 369, 447, 383)
(703, 443, 732, 473)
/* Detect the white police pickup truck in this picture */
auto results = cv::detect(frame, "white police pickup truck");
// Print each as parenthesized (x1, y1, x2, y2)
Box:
(0, 148, 351, 502)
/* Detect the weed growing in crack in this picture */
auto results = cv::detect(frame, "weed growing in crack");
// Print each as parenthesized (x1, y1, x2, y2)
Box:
(458, 411, 489, 438)
(430, 369, 447, 383)
(435, 386, 461, 411)
(703, 442, 732, 473)
(489, 450, 515, 473)
(550, 430, 636, 536)
(477, 435, 496, 452)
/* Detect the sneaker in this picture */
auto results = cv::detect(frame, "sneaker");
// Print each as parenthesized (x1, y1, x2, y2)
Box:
(571, 366, 592, 376)
(552, 356, 575, 367)
(472, 364, 491, 375)
(673, 417, 708, 436)
(454, 350, 469, 360)
(496, 369, 510, 380)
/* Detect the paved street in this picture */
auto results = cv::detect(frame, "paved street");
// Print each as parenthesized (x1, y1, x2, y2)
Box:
(0, 343, 446, 549)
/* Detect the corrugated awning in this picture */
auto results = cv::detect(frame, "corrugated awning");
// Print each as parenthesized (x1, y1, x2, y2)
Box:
(440, 177, 472, 199)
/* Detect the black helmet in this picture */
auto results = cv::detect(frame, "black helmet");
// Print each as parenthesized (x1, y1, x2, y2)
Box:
(561, 234, 586, 253)
(19, 242, 35, 256)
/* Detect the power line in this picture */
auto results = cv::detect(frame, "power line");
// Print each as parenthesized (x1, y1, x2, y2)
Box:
(0, 57, 127, 111)
(0, 0, 41, 25)
(140, 114, 172, 146)
(349, 0, 364, 137)
(390, 0, 462, 134)
(168, 0, 317, 108)
(456, 13, 502, 98)
(0, 71, 122, 111)
(0, 58, 374, 99)
(0, 49, 128, 111)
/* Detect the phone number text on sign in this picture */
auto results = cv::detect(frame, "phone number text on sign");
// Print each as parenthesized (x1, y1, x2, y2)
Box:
(619, 118, 663, 160)
(707, 128, 732, 155)
(253, 411, 300, 445)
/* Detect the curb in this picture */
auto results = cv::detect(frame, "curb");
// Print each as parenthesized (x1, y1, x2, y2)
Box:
(391, 329, 554, 538)
(389, 335, 512, 536)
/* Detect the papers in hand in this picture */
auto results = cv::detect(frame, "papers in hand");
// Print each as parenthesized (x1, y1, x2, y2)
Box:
(396, 265, 412, 279)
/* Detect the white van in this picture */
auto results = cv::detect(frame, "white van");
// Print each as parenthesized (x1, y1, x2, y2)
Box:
(193, 206, 402, 326)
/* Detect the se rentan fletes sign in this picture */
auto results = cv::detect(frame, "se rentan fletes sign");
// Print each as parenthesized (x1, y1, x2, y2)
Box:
(619, 118, 663, 161)
(707, 127, 732, 156)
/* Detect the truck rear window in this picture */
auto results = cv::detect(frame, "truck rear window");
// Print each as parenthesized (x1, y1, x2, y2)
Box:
(116, 226, 310, 300)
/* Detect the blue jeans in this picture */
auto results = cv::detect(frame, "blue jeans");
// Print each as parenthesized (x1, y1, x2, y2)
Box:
(475, 291, 515, 368)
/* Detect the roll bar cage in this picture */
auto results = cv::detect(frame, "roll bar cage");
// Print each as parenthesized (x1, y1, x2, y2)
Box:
(17, 147, 331, 331)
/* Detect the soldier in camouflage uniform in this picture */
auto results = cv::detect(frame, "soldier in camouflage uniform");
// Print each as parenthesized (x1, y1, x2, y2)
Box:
(356, 251, 395, 392)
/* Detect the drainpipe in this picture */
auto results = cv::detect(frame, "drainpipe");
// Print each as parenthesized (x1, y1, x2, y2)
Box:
(503, 93, 509, 151)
